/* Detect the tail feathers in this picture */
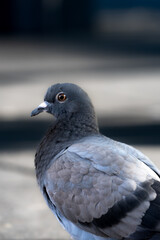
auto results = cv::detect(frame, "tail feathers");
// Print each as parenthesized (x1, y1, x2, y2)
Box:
(129, 180, 160, 240)
(141, 180, 160, 230)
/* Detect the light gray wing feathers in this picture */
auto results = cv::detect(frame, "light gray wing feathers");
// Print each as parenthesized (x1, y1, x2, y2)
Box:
(115, 139, 160, 177)
(44, 136, 160, 239)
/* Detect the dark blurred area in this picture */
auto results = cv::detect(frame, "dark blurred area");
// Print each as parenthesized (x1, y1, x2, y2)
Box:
(0, 0, 160, 49)
(1, 120, 160, 151)
(1, 0, 160, 36)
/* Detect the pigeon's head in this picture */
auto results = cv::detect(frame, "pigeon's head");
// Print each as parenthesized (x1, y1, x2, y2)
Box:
(31, 83, 96, 121)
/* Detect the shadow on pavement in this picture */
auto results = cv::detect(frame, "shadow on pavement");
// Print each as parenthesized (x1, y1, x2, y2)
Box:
(1, 119, 160, 151)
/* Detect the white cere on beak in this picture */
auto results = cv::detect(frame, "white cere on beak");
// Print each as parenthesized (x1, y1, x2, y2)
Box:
(38, 101, 49, 109)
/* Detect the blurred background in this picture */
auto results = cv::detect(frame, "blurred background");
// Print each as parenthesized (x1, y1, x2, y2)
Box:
(0, 0, 160, 239)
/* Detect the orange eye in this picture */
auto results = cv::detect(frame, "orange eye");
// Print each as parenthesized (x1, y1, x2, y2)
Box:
(56, 92, 67, 102)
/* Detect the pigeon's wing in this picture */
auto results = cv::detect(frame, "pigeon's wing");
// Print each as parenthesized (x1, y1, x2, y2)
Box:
(44, 136, 160, 240)
(115, 140, 160, 178)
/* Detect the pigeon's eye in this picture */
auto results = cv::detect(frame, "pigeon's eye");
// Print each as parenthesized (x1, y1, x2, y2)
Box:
(56, 92, 67, 103)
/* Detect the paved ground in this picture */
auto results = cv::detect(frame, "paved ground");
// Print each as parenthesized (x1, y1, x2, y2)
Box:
(0, 38, 160, 239)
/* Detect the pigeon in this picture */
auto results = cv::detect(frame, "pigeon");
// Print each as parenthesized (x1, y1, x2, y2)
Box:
(31, 83, 160, 240)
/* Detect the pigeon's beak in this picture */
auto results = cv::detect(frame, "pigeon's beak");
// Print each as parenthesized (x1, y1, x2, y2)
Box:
(31, 101, 50, 117)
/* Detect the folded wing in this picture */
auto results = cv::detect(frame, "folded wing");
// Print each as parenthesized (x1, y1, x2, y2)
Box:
(44, 136, 160, 239)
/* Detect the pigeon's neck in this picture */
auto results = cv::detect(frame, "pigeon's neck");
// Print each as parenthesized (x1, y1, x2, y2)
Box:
(35, 112, 99, 186)
(54, 112, 99, 141)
